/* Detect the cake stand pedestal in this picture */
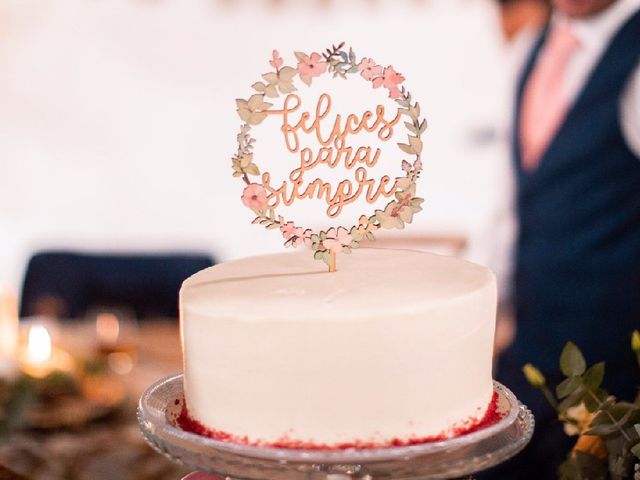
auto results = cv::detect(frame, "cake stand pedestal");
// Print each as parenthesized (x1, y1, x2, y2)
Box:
(138, 374, 534, 480)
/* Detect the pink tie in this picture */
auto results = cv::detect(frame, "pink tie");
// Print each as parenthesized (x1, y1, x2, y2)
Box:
(520, 24, 580, 170)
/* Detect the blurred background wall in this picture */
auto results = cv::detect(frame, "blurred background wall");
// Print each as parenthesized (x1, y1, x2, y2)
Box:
(0, 0, 514, 293)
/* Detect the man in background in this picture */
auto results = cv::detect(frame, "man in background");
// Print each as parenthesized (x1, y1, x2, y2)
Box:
(483, 0, 640, 477)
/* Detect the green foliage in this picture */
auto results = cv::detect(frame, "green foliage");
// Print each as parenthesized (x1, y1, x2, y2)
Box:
(632, 330, 640, 354)
(0, 376, 36, 437)
(583, 388, 609, 413)
(560, 452, 608, 480)
(557, 376, 582, 399)
(524, 363, 546, 388)
(561, 342, 587, 377)
(584, 363, 606, 390)
(583, 453, 612, 480)
(631, 440, 640, 459)
(632, 330, 640, 370)
(524, 337, 640, 479)
(0, 371, 79, 439)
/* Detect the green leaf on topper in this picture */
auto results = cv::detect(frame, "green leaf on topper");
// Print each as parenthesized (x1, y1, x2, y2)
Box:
(253, 66, 297, 97)
(409, 135, 423, 155)
(397, 143, 415, 155)
(522, 331, 640, 479)
(232, 153, 260, 178)
(252, 81, 278, 99)
(236, 94, 273, 126)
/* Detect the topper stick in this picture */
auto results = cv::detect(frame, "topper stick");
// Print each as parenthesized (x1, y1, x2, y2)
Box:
(329, 251, 337, 273)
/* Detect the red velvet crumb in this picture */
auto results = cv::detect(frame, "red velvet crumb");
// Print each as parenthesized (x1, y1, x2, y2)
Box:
(177, 392, 501, 450)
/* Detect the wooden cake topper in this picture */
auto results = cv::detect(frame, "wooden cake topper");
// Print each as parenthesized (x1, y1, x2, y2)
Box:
(233, 43, 426, 272)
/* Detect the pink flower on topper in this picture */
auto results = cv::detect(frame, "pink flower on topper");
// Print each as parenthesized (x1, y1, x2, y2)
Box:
(323, 227, 353, 254)
(372, 66, 405, 99)
(280, 221, 297, 240)
(357, 58, 383, 81)
(356, 215, 378, 235)
(292, 227, 313, 247)
(269, 50, 283, 70)
(297, 53, 328, 78)
(241, 183, 268, 211)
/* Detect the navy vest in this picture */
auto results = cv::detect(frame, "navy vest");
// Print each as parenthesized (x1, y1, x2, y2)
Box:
(511, 9, 640, 384)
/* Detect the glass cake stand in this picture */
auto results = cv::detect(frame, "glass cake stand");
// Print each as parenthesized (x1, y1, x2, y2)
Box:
(138, 373, 534, 480)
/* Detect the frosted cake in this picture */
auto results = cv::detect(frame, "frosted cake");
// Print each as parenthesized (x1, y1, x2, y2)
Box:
(178, 248, 498, 448)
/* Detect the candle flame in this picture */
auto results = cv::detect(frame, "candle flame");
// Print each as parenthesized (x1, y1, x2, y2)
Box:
(27, 325, 52, 363)
(96, 313, 120, 345)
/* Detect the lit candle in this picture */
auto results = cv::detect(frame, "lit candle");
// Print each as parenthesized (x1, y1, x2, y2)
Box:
(0, 288, 19, 378)
(96, 312, 120, 347)
(21, 325, 53, 378)
(20, 324, 73, 378)
(94, 312, 136, 374)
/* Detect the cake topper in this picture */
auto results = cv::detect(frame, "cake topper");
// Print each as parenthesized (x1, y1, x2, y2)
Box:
(233, 43, 426, 272)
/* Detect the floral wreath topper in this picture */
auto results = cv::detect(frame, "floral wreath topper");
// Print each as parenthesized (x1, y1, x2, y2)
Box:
(233, 42, 426, 272)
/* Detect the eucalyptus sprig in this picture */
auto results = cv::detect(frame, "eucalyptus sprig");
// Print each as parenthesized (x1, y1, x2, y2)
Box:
(321, 42, 346, 62)
(523, 333, 640, 480)
(326, 46, 359, 79)
(251, 208, 284, 230)
(232, 125, 259, 185)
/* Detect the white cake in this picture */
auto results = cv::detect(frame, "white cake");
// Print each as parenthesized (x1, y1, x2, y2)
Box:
(179, 248, 497, 448)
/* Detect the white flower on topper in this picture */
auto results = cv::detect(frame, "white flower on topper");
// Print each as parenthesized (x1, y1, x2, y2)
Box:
(232, 42, 427, 272)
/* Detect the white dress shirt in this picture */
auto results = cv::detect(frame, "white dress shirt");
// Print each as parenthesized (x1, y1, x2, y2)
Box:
(471, 0, 640, 302)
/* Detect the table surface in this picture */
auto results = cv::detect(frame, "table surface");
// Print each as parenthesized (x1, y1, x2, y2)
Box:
(0, 321, 191, 480)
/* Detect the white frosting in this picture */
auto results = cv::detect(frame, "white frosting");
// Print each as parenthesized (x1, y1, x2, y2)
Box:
(180, 248, 497, 446)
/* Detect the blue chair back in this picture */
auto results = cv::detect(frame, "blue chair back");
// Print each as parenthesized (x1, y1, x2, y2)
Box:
(20, 251, 215, 319)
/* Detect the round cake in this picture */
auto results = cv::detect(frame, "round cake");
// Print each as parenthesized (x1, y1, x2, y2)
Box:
(179, 248, 497, 448)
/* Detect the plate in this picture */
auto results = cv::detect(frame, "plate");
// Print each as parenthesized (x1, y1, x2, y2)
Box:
(138, 374, 534, 479)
